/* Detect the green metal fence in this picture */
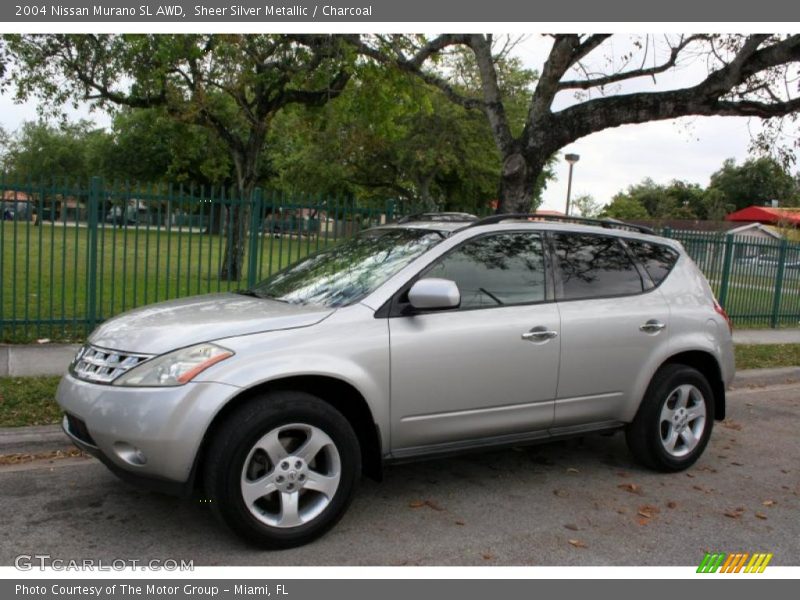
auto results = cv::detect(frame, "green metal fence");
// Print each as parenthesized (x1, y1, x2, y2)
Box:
(0, 176, 395, 342)
(1, 176, 799, 342)
(663, 228, 800, 329)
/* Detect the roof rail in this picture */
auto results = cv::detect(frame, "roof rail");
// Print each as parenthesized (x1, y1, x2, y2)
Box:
(397, 212, 479, 224)
(469, 213, 655, 235)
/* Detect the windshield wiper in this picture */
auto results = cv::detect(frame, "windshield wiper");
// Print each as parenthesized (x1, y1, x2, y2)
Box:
(234, 289, 261, 298)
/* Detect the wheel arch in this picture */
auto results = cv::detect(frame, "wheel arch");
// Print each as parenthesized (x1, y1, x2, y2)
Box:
(193, 375, 383, 490)
(661, 350, 726, 421)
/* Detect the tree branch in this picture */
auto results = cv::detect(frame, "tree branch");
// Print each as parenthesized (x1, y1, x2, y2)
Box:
(543, 34, 800, 153)
(558, 34, 706, 90)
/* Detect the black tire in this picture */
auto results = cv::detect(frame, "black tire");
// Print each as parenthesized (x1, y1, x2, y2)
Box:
(204, 390, 361, 548)
(625, 364, 715, 472)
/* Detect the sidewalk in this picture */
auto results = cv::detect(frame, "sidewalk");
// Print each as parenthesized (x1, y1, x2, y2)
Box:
(733, 329, 800, 345)
(1, 330, 798, 378)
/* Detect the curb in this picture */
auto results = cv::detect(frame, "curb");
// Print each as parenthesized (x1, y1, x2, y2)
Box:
(729, 366, 800, 389)
(0, 423, 72, 456)
(1, 367, 798, 456)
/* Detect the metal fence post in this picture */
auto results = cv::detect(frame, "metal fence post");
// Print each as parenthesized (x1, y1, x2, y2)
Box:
(86, 177, 101, 332)
(770, 238, 789, 329)
(246, 187, 263, 289)
(718, 234, 734, 309)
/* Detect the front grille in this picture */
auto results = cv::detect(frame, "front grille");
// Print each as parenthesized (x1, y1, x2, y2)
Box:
(65, 413, 97, 447)
(71, 344, 152, 384)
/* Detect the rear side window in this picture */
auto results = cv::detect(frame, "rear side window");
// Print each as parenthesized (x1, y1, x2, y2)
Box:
(553, 233, 643, 300)
(625, 240, 679, 286)
(424, 232, 546, 309)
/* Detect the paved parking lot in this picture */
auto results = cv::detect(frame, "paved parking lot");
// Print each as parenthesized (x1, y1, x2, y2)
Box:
(1, 382, 798, 566)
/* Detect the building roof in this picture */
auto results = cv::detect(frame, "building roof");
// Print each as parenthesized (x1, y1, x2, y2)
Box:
(725, 206, 800, 225)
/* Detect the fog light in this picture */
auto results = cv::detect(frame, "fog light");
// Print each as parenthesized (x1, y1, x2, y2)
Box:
(113, 442, 147, 466)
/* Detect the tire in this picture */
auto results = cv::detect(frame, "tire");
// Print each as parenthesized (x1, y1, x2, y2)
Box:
(625, 364, 715, 472)
(204, 390, 361, 548)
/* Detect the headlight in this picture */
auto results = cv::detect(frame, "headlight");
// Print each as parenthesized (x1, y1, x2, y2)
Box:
(113, 343, 233, 387)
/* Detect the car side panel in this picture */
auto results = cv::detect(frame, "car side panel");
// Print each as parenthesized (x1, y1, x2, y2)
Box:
(194, 304, 393, 454)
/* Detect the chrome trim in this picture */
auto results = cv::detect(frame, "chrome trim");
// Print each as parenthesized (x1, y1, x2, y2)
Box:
(70, 344, 154, 384)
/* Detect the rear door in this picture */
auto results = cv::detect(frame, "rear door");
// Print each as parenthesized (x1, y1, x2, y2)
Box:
(389, 231, 561, 452)
(551, 232, 672, 428)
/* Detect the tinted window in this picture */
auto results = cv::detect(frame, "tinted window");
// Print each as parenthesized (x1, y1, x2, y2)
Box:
(553, 233, 643, 300)
(424, 232, 546, 309)
(251, 228, 443, 307)
(626, 240, 679, 286)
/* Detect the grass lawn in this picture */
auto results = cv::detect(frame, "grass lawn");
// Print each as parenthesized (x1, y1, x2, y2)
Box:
(2, 219, 800, 341)
(734, 344, 800, 370)
(1, 346, 798, 428)
(0, 375, 62, 427)
(1, 220, 339, 342)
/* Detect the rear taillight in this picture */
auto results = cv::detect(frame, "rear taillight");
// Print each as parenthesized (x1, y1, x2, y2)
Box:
(713, 299, 733, 333)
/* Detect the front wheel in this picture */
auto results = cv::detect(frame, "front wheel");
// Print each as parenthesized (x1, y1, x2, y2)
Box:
(626, 364, 714, 472)
(204, 391, 361, 548)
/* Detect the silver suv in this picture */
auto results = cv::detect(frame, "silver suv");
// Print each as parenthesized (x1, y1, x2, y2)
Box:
(58, 213, 735, 548)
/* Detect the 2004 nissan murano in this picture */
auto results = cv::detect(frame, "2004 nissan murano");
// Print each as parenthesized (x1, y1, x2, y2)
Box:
(58, 213, 735, 548)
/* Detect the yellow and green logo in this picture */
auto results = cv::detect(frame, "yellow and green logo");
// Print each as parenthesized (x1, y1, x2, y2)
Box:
(697, 552, 773, 573)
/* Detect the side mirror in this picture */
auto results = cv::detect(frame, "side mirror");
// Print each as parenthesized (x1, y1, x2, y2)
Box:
(407, 278, 460, 310)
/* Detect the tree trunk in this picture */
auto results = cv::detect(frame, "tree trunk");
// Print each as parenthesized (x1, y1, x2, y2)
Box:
(496, 151, 548, 214)
(219, 155, 256, 282)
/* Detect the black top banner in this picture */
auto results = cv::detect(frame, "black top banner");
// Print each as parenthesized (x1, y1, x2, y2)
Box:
(2, 0, 798, 22)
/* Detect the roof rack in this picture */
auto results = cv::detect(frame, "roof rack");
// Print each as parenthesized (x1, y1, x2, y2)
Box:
(469, 213, 655, 235)
(397, 212, 479, 224)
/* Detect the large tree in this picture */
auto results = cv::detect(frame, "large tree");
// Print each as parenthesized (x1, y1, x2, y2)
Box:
(708, 156, 800, 210)
(267, 62, 540, 212)
(356, 34, 800, 213)
(2, 120, 104, 181)
(1, 34, 355, 279)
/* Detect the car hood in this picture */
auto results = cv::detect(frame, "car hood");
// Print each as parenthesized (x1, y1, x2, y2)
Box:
(89, 293, 334, 355)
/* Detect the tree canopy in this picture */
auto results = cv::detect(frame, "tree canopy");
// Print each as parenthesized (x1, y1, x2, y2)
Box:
(356, 34, 800, 212)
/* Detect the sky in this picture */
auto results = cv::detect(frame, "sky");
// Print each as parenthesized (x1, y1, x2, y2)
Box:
(0, 34, 792, 211)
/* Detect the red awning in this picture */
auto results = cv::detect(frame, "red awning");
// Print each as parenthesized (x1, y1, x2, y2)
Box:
(726, 206, 800, 225)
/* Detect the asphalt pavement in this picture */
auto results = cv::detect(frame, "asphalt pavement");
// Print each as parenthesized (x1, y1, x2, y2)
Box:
(0, 382, 798, 566)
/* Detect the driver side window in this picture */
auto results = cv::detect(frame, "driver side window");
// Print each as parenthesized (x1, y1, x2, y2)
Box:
(424, 232, 546, 310)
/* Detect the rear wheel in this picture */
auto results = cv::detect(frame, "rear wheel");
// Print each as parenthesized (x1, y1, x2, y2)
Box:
(204, 391, 361, 548)
(626, 364, 714, 472)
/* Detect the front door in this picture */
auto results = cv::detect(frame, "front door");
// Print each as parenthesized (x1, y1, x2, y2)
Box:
(389, 231, 561, 451)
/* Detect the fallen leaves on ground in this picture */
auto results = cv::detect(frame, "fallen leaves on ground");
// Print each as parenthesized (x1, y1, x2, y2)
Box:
(762, 499, 777, 507)
(566, 468, 579, 474)
(667, 501, 678, 509)
(755, 512, 768, 520)
(564, 523, 580, 531)
(408, 499, 444, 511)
(568, 539, 587, 549)
(0, 448, 86, 466)
(724, 507, 746, 519)
(553, 489, 569, 498)
(722, 420, 743, 431)
(454, 520, 465, 526)
(637, 504, 661, 519)
(617, 483, 642, 494)
(481, 552, 494, 560)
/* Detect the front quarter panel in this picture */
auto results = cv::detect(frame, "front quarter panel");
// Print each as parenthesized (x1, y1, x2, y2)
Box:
(196, 303, 391, 453)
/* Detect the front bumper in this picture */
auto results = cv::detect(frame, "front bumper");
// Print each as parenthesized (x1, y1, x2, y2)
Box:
(57, 373, 240, 486)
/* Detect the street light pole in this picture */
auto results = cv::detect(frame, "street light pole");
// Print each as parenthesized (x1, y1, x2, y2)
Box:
(564, 153, 580, 216)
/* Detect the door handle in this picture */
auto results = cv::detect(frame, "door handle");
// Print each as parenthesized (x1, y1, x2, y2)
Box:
(639, 319, 666, 333)
(522, 327, 559, 342)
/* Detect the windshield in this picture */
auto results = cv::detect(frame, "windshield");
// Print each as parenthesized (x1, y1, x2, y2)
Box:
(249, 228, 443, 307)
